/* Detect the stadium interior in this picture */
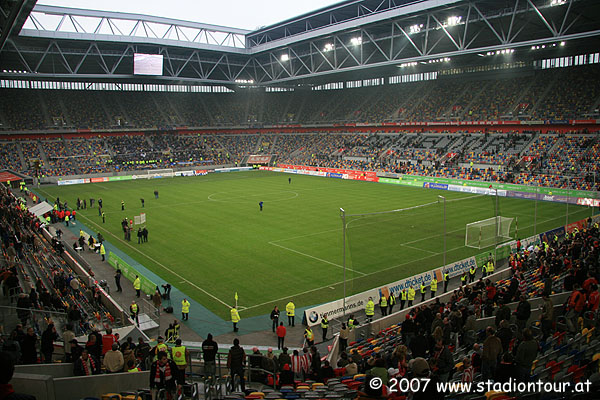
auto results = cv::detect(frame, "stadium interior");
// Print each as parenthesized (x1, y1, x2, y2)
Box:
(0, 0, 600, 399)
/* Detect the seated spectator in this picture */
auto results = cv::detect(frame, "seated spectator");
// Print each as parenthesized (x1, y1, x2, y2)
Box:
(320, 360, 335, 382)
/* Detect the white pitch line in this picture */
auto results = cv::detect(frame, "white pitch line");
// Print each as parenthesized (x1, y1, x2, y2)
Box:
(38, 189, 232, 309)
(243, 214, 561, 312)
(268, 241, 366, 276)
(401, 243, 438, 255)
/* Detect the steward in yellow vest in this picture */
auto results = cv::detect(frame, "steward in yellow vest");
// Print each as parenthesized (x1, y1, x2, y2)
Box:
(231, 307, 240, 332)
(407, 287, 416, 307)
(286, 301, 295, 327)
(320, 316, 329, 341)
(400, 289, 407, 309)
(172, 339, 189, 383)
(443, 271, 450, 292)
(304, 327, 315, 346)
(430, 278, 438, 299)
(365, 297, 375, 322)
(379, 295, 388, 316)
(181, 299, 190, 321)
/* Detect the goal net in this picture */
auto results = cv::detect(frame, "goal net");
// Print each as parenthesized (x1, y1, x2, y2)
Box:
(343, 194, 489, 296)
(465, 216, 514, 249)
(147, 168, 174, 178)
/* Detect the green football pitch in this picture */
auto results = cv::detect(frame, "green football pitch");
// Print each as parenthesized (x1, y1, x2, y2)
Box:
(37, 171, 592, 319)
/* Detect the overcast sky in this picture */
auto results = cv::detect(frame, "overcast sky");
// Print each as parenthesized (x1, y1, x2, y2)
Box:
(37, 0, 344, 31)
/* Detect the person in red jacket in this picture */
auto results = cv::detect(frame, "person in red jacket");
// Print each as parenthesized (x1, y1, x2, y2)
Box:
(102, 328, 118, 355)
(276, 322, 286, 350)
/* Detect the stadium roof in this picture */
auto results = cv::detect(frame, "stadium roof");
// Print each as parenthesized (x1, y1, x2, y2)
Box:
(0, 0, 599, 85)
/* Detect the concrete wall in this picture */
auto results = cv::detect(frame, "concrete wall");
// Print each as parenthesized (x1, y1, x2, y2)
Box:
(12, 371, 150, 400)
(54, 371, 150, 400)
(15, 363, 73, 378)
(11, 373, 55, 400)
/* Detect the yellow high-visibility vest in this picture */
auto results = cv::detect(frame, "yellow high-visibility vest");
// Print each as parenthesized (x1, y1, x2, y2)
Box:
(304, 328, 314, 341)
(407, 288, 416, 300)
(420, 284, 426, 294)
(380, 297, 388, 307)
(181, 300, 190, 313)
(133, 278, 141, 290)
(231, 308, 240, 323)
(286, 301, 295, 316)
(430, 279, 438, 292)
(365, 300, 375, 316)
(401, 291, 407, 300)
(172, 346, 187, 366)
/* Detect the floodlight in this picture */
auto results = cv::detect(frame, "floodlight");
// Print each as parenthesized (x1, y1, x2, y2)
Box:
(350, 37, 362, 46)
(280, 54, 289, 62)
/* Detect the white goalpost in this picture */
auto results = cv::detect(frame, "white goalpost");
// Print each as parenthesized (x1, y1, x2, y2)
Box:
(465, 216, 514, 249)
(147, 168, 175, 178)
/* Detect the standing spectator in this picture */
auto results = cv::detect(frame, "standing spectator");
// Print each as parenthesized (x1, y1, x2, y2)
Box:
(85, 334, 101, 362)
(309, 346, 321, 381)
(74, 349, 100, 376)
(432, 340, 453, 382)
(461, 357, 474, 383)
(149, 351, 180, 400)
(102, 328, 117, 355)
(21, 328, 38, 364)
(270, 306, 280, 332)
(70, 339, 83, 361)
(339, 323, 349, 352)
(278, 347, 291, 369)
(103, 343, 124, 373)
(291, 350, 302, 380)
(481, 327, 502, 380)
(540, 294, 554, 340)
(276, 322, 286, 350)
(16, 294, 31, 326)
(152, 287, 162, 316)
(41, 324, 58, 363)
(114, 269, 122, 292)
(201, 334, 218, 378)
(227, 339, 246, 392)
(135, 338, 151, 367)
(515, 295, 531, 336)
(515, 329, 538, 381)
(496, 319, 513, 353)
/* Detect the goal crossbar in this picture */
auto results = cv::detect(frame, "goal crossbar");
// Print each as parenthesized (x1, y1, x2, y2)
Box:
(465, 216, 514, 249)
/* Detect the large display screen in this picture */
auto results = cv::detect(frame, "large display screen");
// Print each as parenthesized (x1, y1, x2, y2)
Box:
(133, 53, 164, 75)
